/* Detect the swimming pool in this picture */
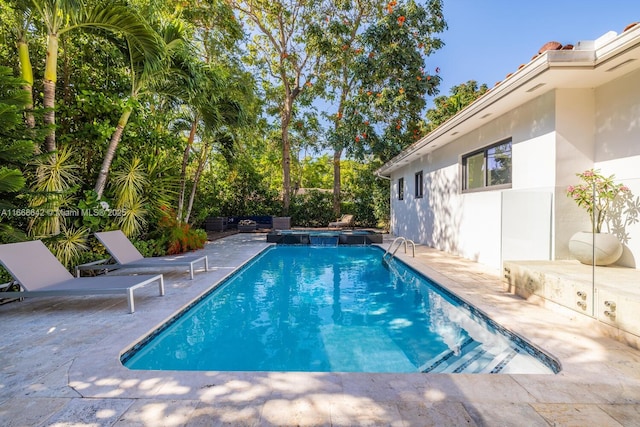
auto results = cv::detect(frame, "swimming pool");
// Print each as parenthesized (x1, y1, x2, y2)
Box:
(122, 246, 559, 374)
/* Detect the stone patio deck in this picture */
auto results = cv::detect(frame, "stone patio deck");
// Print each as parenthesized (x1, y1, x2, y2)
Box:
(1, 233, 639, 426)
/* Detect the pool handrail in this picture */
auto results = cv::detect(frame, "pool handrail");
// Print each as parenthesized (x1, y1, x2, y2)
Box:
(383, 237, 415, 262)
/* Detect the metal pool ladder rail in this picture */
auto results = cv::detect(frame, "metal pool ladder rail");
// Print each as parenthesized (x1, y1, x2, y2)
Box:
(382, 237, 415, 262)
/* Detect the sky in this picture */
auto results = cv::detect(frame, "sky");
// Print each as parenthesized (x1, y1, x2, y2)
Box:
(428, 0, 640, 102)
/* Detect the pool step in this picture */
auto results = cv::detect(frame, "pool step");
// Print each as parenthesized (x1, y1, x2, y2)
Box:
(419, 337, 476, 372)
(419, 339, 523, 374)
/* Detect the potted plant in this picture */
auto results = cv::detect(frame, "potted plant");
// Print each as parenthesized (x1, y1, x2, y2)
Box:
(566, 169, 629, 265)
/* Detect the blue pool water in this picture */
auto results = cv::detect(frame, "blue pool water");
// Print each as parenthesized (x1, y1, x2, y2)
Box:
(123, 246, 558, 374)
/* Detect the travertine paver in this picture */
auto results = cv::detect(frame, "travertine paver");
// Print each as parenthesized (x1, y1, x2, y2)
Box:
(0, 233, 640, 426)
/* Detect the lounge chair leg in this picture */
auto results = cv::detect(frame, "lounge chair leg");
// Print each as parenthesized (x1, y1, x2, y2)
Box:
(127, 289, 135, 313)
(204, 256, 209, 272)
(189, 265, 194, 280)
(158, 275, 165, 296)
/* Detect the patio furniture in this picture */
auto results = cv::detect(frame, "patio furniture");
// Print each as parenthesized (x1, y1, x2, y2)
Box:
(272, 216, 291, 230)
(205, 216, 228, 232)
(237, 220, 257, 232)
(83, 230, 208, 280)
(328, 214, 355, 229)
(228, 215, 273, 230)
(0, 240, 164, 313)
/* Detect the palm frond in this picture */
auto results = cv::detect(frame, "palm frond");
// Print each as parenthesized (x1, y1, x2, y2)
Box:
(0, 168, 26, 193)
(67, 2, 167, 75)
(45, 225, 90, 269)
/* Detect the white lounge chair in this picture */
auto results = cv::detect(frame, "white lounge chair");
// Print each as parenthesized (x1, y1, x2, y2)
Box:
(85, 230, 208, 280)
(0, 240, 164, 313)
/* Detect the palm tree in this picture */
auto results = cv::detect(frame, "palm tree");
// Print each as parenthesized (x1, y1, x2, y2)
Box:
(28, 0, 165, 152)
(0, 66, 36, 242)
(94, 19, 186, 198)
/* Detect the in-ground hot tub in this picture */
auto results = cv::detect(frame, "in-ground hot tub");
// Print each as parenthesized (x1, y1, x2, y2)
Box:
(266, 229, 383, 245)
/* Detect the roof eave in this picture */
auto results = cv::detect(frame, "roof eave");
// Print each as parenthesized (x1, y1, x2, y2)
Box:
(376, 25, 640, 177)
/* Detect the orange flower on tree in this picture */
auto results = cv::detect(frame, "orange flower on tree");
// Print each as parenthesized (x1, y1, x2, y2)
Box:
(397, 16, 406, 26)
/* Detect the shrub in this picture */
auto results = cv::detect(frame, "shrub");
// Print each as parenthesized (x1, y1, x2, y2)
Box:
(148, 207, 207, 255)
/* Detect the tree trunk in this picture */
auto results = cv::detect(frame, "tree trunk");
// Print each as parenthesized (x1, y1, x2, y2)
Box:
(95, 108, 132, 197)
(177, 118, 198, 222)
(43, 34, 59, 152)
(281, 102, 293, 215)
(185, 142, 209, 224)
(333, 148, 342, 216)
(17, 38, 35, 129)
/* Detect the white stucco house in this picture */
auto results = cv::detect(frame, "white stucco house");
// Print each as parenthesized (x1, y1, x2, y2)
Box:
(376, 23, 640, 271)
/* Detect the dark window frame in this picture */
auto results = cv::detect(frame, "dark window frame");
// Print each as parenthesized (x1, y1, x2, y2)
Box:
(398, 177, 404, 200)
(462, 138, 512, 192)
(415, 171, 423, 198)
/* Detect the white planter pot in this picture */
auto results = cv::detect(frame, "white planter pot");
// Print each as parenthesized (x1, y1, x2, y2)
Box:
(568, 231, 623, 266)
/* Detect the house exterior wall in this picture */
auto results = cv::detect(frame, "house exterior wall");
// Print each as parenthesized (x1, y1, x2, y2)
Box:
(594, 68, 640, 267)
(553, 88, 597, 259)
(390, 67, 640, 270)
(391, 92, 557, 268)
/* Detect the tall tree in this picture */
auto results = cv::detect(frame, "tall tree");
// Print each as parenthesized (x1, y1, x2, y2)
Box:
(93, 18, 181, 198)
(228, 0, 325, 214)
(337, 0, 445, 163)
(424, 80, 488, 132)
(312, 0, 376, 215)
(317, 0, 445, 213)
(3, 1, 37, 129)
(28, 0, 165, 152)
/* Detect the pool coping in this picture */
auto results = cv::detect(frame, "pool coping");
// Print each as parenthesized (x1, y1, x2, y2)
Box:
(2, 233, 640, 425)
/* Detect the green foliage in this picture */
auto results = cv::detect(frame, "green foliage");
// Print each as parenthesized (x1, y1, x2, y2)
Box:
(148, 208, 207, 255)
(566, 169, 630, 233)
(0, 65, 37, 242)
(0, 0, 448, 247)
(425, 80, 489, 132)
(341, 159, 389, 229)
(290, 190, 336, 227)
(27, 148, 81, 237)
(45, 226, 90, 269)
(192, 152, 281, 222)
(108, 157, 148, 237)
(131, 237, 167, 257)
(299, 155, 333, 189)
(75, 190, 112, 232)
(321, 0, 446, 163)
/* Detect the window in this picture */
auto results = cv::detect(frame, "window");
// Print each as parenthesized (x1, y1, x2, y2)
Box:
(415, 171, 423, 198)
(398, 177, 404, 200)
(462, 139, 512, 191)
